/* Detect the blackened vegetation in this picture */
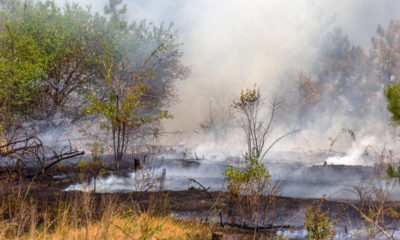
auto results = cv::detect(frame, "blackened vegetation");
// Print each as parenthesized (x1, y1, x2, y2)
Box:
(0, 136, 83, 180)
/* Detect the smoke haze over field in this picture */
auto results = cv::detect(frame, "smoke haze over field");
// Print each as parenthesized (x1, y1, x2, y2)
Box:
(53, 0, 400, 154)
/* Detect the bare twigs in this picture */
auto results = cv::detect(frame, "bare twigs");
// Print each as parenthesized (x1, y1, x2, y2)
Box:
(232, 86, 297, 162)
(328, 128, 356, 153)
(342, 185, 396, 240)
(0, 134, 84, 179)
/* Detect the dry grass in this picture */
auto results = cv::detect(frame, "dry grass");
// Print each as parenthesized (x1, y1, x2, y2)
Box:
(0, 187, 212, 240)
(1, 213, 211, 240)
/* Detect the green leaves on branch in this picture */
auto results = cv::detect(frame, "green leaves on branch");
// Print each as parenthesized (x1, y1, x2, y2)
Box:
(224, 162, 270, 183)
(305, 201, 336, 240)
(85, 84, 171, 131)
(0, 28, 45, 117)
(224, 152, 271, 196)
(385, 82, 400, 125)
(232, 86, 261, 110)
(0, 0, 103, 118)
(0, 0, 188, 124)
(387, 164, 400, 180)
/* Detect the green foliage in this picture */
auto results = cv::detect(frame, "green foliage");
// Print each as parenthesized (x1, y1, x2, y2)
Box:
(224, 150, 270, 183)
(305, 201, 336, 240)
(0, 0, 188, 124)
(85, 80, 171, 164)
(0, 24, 46, 116)
(224, 150, 271, 197)
(85, 84, 169, 130)
(387, 164, 400, 185)
(385, 82, 400, 125)
(232, 86, 261, 111)
(0, 0, 103, 119)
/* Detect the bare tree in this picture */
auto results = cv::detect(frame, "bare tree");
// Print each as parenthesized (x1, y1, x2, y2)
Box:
(231, 85, 297, 162)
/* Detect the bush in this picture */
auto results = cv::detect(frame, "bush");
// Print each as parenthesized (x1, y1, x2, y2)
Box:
(304, 201, 336, 240)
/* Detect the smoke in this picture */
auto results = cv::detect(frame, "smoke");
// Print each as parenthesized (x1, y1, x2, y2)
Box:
(49, 0, 400, 158)
(111, 0, 400, 132)
(325, 136, 377, 166)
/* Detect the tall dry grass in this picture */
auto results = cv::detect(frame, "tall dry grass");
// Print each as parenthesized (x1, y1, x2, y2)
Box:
(0, 185, 212, 240)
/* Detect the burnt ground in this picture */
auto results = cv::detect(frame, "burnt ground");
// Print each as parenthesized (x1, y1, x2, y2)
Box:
(7, 174, 400, 229)
(2, 161, 400, 238)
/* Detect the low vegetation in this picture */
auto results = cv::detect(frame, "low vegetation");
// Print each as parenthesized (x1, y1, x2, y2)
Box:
(304, 201, 336, 240)
(0, 190, 213, 240)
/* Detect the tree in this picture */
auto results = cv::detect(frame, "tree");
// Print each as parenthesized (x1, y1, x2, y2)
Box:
(0, 24, 46, 118)
(101, 0, 189, 113)
(0, 0, 187, 170)
(231, 86, 295, 162)
(316, 28, 367, 94)
(280, 28, 373, 131)
(0, 1, 104, 120)
(81, 0, 185, 167)
(0, 0, 21, 21)
(223, 86, 296, 237)
(384, 82, 400, 125)
(118, 20, 189, 112)
(85, 82, 170, 168)
(287, 70, 321, 129)
(0, 17, 47, 137)
(0, 0, 188, 124)
(370, 20, 400, 83)
(104, 0, 127, 30)
(313, 27, 370, 119)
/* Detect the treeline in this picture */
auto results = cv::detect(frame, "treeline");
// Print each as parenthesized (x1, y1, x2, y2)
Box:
(283, 23, 400, 132)
(0, 0, 189, 164)
(0, 0, 188, 128)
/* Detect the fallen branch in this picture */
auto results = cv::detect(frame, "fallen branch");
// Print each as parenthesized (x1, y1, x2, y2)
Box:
(188, 178, 212, 199)
(221, 221, 298, 231)
(0, 136, 35, 149)
(26, 150, 84, 178)
(340, 200, 394, 240)
(1, 143, 42, 156)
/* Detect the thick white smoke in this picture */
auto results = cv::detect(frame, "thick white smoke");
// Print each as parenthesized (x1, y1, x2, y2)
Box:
(326, 136, 377, 166)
